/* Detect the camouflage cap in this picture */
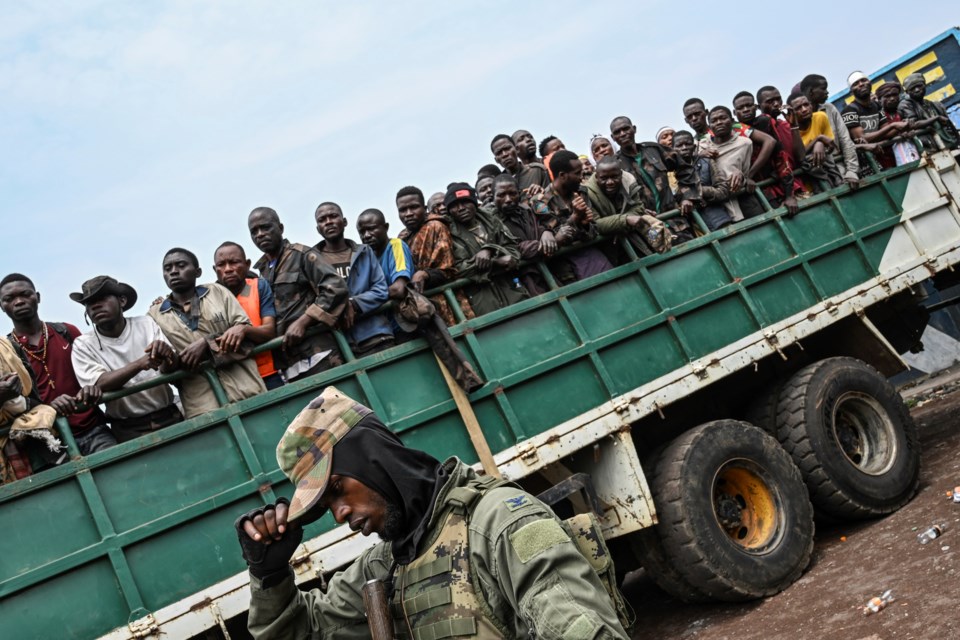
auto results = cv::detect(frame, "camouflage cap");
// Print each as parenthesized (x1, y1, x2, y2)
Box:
(275, 386, 373, 522)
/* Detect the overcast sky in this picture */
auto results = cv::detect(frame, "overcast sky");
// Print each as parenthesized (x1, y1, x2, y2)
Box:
(3, 2, 958, 327)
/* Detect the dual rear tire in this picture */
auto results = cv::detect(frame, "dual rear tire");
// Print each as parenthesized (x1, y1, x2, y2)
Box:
(633, 358, 919, 601)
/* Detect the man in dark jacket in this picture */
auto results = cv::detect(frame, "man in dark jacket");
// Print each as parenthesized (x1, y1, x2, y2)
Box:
(583, 156, 670, 258)
(248, 207, 349, 381)
(314, 202, 393, 357)
(445, 183, 527, 316)
(899, 72, 959, 151)
(491, 174, 553, 295)
(610, 115, 700, 244)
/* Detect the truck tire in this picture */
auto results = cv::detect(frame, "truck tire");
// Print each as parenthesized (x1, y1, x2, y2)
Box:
(630, 528, 709, 602)
(629, 445, 709, 602)
(649, 420, 815, 601)
(775, 357, 920, 519)
(743, 379, 783, 435)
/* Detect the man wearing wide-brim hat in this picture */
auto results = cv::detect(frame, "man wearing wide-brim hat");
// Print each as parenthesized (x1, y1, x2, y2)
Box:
(70, 275, 183, 443)
(236, 386, 629, 639)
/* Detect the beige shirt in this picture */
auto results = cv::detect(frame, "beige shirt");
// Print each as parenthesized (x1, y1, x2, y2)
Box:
(700, 134, 754, 221)
(148, 283, 266, 418)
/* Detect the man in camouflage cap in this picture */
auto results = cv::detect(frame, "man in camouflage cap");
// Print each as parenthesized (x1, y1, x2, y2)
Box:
(236, 386, 629, 639)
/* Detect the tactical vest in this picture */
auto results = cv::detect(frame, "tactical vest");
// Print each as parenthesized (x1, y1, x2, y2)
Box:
(389, 475, 634, 639)
(391, 475, 506, 640)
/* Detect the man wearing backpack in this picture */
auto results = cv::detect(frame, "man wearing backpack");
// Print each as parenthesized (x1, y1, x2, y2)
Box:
(236, 387, 630, 639)
(0, 273, 115, 457)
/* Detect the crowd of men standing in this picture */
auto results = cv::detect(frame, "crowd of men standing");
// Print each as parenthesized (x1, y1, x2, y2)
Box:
(1, 68, 957, 484)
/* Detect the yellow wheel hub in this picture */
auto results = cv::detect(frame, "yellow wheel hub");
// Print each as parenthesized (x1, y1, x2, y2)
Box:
(713, 462, 780, 552)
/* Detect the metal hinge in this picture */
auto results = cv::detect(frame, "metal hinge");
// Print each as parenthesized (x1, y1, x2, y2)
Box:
(763, 330, 788, 361)
(517, 441, 540, 466)
(127, 614, 159, 639)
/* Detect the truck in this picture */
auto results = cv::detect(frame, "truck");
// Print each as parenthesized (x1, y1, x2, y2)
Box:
(831, 27, 960, 127)
(3, 140, 960, 639)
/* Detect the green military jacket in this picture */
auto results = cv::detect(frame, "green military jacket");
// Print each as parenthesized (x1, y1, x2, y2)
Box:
(247, 458, 628, 640)
(448, 210, 528, 317)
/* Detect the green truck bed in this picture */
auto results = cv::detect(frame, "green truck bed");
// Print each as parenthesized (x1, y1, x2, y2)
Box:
(3, 150, 960, 639)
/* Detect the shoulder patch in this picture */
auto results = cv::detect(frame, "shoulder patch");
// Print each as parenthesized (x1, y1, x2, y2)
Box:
(503, 495, 531, 511)
(509, 518, 570, 564)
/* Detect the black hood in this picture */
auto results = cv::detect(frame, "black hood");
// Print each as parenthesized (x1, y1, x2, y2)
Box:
(331, 414, 444, 564)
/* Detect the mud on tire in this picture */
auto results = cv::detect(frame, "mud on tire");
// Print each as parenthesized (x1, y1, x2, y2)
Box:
(775, 357, 920, 520)
(647, 420, 814, 601)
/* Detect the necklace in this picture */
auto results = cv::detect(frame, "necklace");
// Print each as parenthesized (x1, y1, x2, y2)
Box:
(21, 323, 55, 390)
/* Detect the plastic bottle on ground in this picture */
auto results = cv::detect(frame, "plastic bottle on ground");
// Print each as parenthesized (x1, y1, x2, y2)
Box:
(863, 590, 895, 615)
(918, 524, 946, 544)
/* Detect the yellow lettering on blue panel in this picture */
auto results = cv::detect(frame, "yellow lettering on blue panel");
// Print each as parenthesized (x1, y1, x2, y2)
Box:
(924, 67, 945, 84)
(896, 51, 939, 81)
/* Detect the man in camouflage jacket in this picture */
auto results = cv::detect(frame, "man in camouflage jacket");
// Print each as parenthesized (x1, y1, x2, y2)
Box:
(237, 387, 629, 640)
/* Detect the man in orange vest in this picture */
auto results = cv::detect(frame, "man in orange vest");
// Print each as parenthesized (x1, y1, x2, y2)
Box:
(213, 242, 283, 390)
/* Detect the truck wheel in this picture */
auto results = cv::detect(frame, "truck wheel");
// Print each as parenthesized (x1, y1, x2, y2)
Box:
(650, 420, 814, 601)
(630, 528, 709, 602)
(776, 357, 920, 519)
(628, 446, 709, 602)
(743, 379, 783, 434)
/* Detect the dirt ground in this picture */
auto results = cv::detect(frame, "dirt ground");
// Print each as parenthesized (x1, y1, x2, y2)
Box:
(626, 368, 960, 640)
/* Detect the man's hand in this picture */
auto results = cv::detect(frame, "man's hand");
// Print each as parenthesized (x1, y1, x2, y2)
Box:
(554, 226, 574, 245)
(624, 214, 643, 228)
(783, 195, 799, 217)
(474, 248, 494, 272)
(387, 278, 408, 301)
(729, 169, 745, 192)
(939, 115, 952, 125)
(77, 385, 102, 408)
(339, 301, 358, 330)
(180, 338, 210, 370)
(539, 231, 558, 256)
(217, 325, 248, 353)
(812, 141, 826, 168)
(410, 270, 429, 293)
(49, 394, 79, 416)
(492, 255, 516, 269)
(282, 315, 312, 351)
(522, 184, 544, 199)
(744, 178, 757, 193)
(571, 194, 593, 223)
(892, 120, 912, 133)
(701, 147, 719, 159)
(845, 176, 861, 190)
(145, 341, 176, 368)
(235, 498, 305, 579)
(680, 199, 694, 215)
(0, 372, 23, 403)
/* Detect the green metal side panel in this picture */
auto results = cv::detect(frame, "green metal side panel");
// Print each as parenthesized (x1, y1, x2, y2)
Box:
(0, 160, 942, 639)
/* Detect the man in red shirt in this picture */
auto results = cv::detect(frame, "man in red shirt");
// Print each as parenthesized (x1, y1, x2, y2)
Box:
(0, 273, 115, 458)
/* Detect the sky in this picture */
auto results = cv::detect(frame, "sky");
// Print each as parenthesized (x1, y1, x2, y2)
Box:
(3, 1, 958, 327)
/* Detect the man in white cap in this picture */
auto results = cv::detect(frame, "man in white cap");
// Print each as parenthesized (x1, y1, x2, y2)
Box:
(841, 71, 915, 173)
(841, 72, 913, 145)
(235, 386, 630, 639)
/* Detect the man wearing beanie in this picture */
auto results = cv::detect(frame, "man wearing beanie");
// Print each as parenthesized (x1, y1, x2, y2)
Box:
(237, 386, 629, 639)
(445, 182, 528, 316)
(898, 72, 959, 152)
